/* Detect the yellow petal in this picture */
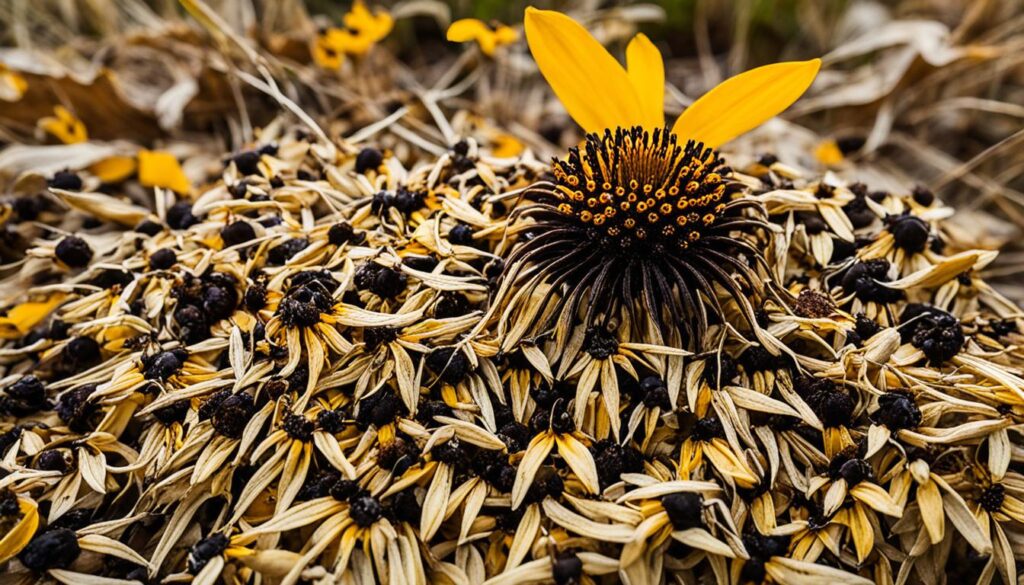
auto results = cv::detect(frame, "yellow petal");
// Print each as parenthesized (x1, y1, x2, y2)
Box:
(524, 7, 645, 133)
(671, 58, 820, 148)
(138, 150, 191, 194)
(89, 156, 137, 183)
(0, 498, 40, 565)
(0, 293, 67, 339)
(626, 34, 665, 129)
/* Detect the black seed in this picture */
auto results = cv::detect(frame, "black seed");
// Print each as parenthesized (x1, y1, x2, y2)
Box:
(244, 283, 268, 312)
(371, 267, 406, 299)
(144, 351, 184, 380)
(841, 458, 874, 488)
(330, 479, 362, 502)
(19, 528, 81, 571)
(912, 185, 935, 207)
(153, 400, 189, 425)
(979, 484, 1005, 513)
(148, 248, 177, 270)
(355, 388, 407, 429)
(49, 171, 83, 191)
(175, 304, 208, 343)
(55, 236, 93, 268)
(232, 151, 262, 176)
(432, 437, 468, 470)
(350, 495, 383, 527)
(387, 490, 422, 524)
(691, 416, 725, 441)
(355, 148, 384, 173)
(426, 347, 470, 385)
(297, 469, 340, 501)
(434, 292, 469, 318)
(497, 421, 531, 453)
(886, 214, 930, 254)
(402, 255, 438, 273)
(392, 187, 424, 214)
(663, 492, 704, 529)
(639, 376, 671, 410)
(282, 413, 314, 441)
(328, 222, 360, 246)
(592, 439, 644, 489)
(134, 220, 164, 236)
(187, 534, 229, 574)
(13, 196, 46, 221)
(202, 286, 235, 322)
(166, 201, 198, 230)
(212, 393, 254, 438)
(872, 392, 921, 430)
(904, 306, 964, 365)
(2, 376, 48, 416)
(448, 224, 475, 245)
(841, 259, 903, 304)
(362, 326, 398, 350)
(525, 466, 563, 503)
(796, 211, 827, 235)
(56, 384, 98, 432)
(739, 346, 784, 373)
(268, 238, 309, 265)
(811, 386, 854, 428)
(221, 221, 256, 247)
(317, 409, 346, 434)
(552, 552, 583, 585)
(230, 182, 248, 198)
(35, 449, 68, 472)
(415, 399, 453, 425)
(64, 337, 101, 373)
(198, 390, 229, 421)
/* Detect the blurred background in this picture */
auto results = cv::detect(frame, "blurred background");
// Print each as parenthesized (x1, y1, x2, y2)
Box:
(1, 0, 1023, 296)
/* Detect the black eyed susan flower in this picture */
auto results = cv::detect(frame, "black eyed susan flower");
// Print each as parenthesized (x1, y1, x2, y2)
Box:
(494, 8, 820, 351)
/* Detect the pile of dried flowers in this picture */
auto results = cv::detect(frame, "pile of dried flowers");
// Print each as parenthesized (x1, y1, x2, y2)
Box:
(1, 5, 1023, 585)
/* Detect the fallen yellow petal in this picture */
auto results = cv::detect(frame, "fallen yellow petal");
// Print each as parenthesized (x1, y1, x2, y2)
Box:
(0, 292, 67, 339)
(626, 33, 665, 130)
(524, 7, 646, 134)
(138, 150, 191, 194)
(89, 155, 137, 183)
(671, 59, 821, 148)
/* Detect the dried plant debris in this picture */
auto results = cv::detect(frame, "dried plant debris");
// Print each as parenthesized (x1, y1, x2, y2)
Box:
(2, 1, 1024, 585)
(0, 118, 1020, 584)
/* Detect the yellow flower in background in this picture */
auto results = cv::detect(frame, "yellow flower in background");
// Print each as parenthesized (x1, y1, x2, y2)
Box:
(138, 150, 191, 194)
(447, 18, 519, 56)
(312, 0, 393, 68)
(343, 0, 393, 51)
(39, 105, 88, 144)
(523, 7, 819, 146)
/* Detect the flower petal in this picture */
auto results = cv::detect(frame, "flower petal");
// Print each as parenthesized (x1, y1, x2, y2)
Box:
(138, 149, 191, 194)
(671, 59, 820, 148)
(447, 18, 489, 43)
(626, 33, 665, 129)
(524, 7, 645, 133)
